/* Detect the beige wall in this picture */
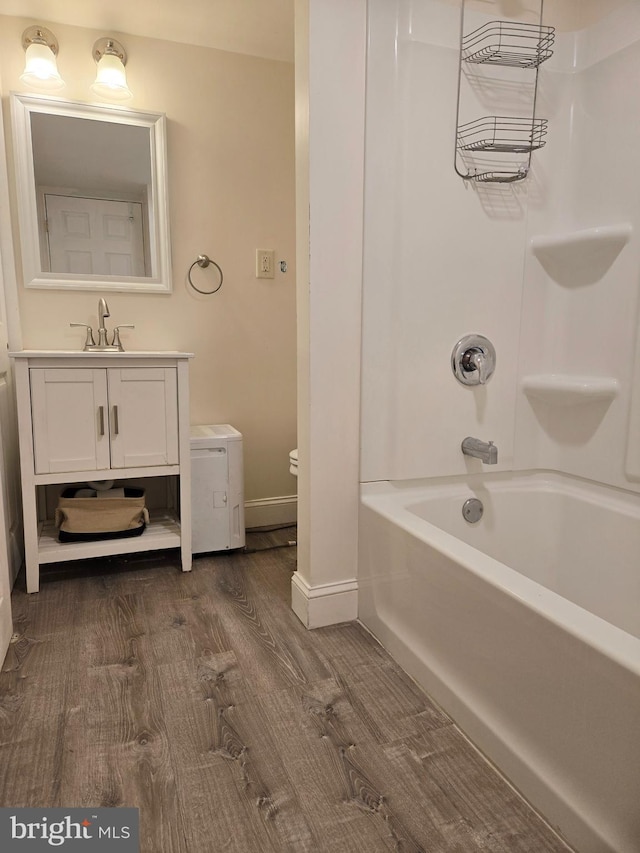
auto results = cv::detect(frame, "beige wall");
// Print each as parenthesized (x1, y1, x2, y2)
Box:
(0, 15, 297, 504)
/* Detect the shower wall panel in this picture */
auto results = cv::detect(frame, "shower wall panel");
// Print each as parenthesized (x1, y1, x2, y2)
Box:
(361, 0, 537, 481)
(361, 0, 640, 492)
(515, 2, 640, 492)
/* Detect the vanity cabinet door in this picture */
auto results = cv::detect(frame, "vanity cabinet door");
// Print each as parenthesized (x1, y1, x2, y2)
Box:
(30, 367, 178, 474)
(107, 368, 178, 469)
(30, 368, 110, 474)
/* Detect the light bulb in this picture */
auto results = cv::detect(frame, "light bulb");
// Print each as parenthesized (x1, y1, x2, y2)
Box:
(21, 41, 64, 90)
(91, 53, 132, 101)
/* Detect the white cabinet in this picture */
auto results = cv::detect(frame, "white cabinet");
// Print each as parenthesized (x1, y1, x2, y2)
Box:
(30, 367, 178, 474)
(107, 368, 178, 469)
(11, 351, 193, 593)
(31, 368, 110, 474)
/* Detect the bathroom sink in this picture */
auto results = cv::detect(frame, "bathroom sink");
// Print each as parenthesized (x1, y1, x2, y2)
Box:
(83, 345, 124, 352)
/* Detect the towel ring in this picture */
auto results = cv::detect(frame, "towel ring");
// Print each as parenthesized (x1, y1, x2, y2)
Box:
(188, 254, 223, 295)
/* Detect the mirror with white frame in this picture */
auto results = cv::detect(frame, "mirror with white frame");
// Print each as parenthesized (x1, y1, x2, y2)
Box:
(11, 93, 172, 292)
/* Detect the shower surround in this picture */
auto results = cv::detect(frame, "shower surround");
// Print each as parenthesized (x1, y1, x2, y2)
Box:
(358, 2, 640, 852)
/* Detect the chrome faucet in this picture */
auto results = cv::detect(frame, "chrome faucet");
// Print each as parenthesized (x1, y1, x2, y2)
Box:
(70, 299, 134, 351)
(451, 335, 496, 386)
(461, 436, 498, 464)
(97, 298, 110, 348)
(464, 349, 491, 384)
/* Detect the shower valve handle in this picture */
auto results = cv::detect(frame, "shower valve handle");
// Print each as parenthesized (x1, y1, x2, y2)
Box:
(452, 334, 496, 386)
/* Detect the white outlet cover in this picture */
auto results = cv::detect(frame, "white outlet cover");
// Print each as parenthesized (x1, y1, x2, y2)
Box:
(256, 249, 275, 279)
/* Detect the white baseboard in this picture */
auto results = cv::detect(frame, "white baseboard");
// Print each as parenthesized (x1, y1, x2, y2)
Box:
(244, 494, 297, 529)
(291, 573, 358, 629)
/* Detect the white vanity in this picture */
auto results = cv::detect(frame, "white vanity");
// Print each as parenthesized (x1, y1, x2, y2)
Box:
(12, 350, 193, 592)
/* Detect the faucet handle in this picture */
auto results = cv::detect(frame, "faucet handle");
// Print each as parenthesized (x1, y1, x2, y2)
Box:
(452, 334, 496, 386)
(70, 323, 96, 350)
(112, 324, 135, 351)
(468, 349, 490, 384)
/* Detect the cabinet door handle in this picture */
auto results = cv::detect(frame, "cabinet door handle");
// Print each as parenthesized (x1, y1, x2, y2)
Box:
(98, 406, 105, 436)
(113, 405, 119, 435)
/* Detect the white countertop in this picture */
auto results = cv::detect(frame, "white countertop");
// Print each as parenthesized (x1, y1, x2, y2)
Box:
(10, 350, 195, 359)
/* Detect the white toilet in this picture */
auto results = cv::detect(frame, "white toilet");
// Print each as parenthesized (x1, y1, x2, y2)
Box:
(289, 448, 298, 477)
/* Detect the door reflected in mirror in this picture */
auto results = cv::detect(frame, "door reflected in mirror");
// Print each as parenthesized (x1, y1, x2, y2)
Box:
(11, 94, 172, 292)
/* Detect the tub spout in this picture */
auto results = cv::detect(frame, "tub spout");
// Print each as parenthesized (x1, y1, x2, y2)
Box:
(462, 436, 498, 464)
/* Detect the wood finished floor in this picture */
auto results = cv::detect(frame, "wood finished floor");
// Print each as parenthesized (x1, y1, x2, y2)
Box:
(0, 528, 573, 853)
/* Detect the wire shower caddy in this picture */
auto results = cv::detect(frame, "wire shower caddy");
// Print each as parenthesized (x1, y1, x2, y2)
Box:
(454, 1, 555, 184)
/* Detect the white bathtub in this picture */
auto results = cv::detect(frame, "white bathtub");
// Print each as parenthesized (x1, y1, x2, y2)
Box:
(358, 471, 640, 853)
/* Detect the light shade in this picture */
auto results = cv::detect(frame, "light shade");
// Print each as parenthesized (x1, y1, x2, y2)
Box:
(21, 27, 64, 91)
(91, 39, 132, 101)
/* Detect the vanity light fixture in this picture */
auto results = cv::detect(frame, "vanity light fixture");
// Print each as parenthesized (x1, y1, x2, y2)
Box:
(91, 38, 132, 101)
(20, 26, 65, 91)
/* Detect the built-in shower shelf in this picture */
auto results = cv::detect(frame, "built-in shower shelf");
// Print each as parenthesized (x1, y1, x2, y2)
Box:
(522, 374, 619, 406)
(531, 224, 632, 259)
(462, 20, 555, 68)
(530, 223, 632, 284)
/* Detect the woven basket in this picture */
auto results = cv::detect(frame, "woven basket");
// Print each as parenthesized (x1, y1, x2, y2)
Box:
(55, 487, 149, 542)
